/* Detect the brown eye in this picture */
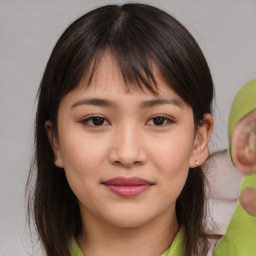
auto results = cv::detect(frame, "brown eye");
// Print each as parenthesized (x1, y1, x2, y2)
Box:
(81, 116, 109, 126)
(153, 117, 165, 126)
(147, 116, 173, 126)
(91, 117, 105, 126)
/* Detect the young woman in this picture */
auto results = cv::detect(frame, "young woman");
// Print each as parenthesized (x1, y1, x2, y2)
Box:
(27, 3, 214, 256)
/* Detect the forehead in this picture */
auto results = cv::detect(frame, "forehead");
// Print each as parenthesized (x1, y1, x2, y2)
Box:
(74, 51, 181, 100)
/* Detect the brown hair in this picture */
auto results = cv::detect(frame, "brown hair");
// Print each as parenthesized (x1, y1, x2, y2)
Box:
(27, 3, 214, 256)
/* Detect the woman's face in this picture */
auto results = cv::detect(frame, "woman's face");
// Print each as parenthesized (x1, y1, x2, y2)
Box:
(51, 53, 209, 229)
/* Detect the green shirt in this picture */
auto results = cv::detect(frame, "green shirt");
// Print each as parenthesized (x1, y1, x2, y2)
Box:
(71, 228, 183, 256)
(213, 173, 256, 256)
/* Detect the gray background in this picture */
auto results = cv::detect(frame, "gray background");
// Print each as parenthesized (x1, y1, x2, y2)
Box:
(0, 0, 255, 255)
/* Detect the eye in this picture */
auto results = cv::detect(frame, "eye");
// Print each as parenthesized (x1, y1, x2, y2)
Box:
(81, 116, 110, 126)
(146, 116, 173, 126)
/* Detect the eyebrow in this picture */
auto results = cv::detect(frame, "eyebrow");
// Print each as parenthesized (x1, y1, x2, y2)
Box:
(140, 98, 184, 108)
(71, 97, 184, 109)
(71, 98, 116, 109)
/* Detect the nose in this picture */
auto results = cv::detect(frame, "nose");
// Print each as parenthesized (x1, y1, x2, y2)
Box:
(109, 125, 147, 168)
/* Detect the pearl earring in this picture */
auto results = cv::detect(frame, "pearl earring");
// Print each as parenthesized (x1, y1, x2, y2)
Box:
(196, 161, 199, 165)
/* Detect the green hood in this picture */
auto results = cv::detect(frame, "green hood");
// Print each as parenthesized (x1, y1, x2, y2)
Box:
(228, 78, 256, 164)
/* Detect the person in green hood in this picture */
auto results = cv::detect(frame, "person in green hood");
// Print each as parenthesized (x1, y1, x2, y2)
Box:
(213, 78, 256, 255)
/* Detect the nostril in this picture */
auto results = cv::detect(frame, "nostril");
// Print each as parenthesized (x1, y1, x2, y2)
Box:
(108, 139, 147, 167)
(111, 157, 145, 168)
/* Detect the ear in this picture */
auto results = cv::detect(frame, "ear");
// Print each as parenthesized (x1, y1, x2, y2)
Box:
(189, 113, 213, 168)
(44, 120, 64, 168)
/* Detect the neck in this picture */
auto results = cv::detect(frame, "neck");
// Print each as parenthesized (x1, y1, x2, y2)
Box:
(76, 208, 179, 256)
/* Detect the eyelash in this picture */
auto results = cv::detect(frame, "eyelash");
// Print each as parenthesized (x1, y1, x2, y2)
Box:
(146, 116, 174, 126)
(81, 115, 110, 126)
(80, 115, 174, 127)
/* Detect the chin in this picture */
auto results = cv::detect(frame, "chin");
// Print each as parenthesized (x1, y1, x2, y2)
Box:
(103, 211, 152, 228)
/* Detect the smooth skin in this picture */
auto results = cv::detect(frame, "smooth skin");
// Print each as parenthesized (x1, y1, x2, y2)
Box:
(46, 53, 213, 256)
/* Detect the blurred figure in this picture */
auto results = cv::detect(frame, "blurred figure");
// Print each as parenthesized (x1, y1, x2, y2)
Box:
(205, 78, 256, 255)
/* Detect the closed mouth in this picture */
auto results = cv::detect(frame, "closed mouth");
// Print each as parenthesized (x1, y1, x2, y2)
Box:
(102, 177, 153, 197)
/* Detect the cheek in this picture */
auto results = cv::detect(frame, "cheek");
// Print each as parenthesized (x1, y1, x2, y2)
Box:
(148, 130, 194, 176)
(57, 127, 109, 190)
(146, 129, 193, 198)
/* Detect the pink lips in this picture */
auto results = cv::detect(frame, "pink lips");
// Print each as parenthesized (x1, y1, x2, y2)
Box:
(103, 177, 152, 197)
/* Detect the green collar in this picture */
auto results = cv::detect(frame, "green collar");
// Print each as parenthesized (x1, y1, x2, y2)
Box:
(161, 228, 183, 256)
(71, 237, 84, 256)
(71, 229, 183, 256)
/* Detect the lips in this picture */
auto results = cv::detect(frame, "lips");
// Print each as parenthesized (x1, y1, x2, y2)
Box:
(102, 177, 153, 197)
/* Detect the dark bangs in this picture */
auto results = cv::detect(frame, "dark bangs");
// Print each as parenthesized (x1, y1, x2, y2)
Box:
(39, 3, 213, 126)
